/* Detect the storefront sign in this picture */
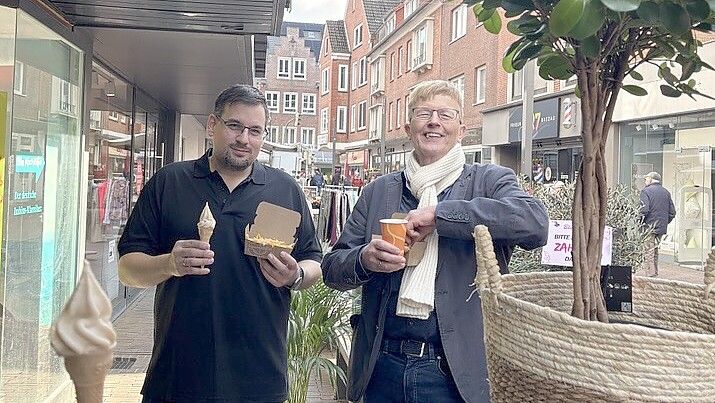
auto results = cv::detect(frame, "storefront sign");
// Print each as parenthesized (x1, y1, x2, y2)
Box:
(317, 134, 328, 145)
(541, 220, 613, 267)
(508, 98, 559, 143)
(15, 154, 45, 181)
(346, 150, 367, 167)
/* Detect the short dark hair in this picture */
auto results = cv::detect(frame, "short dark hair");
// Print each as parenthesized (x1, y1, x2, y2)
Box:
(213, 84, 269, 125)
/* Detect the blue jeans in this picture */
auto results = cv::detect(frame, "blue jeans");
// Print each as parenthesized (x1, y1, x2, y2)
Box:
(364, 349, 464, 403)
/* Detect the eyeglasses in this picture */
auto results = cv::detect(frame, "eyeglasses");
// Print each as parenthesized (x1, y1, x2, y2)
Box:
(411, 107, 460, 122)
(215, 115, 267, 139)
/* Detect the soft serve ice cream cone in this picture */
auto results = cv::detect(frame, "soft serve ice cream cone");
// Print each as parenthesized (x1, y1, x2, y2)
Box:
(197, 202, 216, 243)
(50, 261, 116, 403)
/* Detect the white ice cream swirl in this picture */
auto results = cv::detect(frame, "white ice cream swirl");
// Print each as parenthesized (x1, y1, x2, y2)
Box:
(50, 266, 117, 357)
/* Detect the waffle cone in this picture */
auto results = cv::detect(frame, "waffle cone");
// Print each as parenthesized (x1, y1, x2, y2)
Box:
(199, 227, 214, 243)
(64, 352, 112, 403)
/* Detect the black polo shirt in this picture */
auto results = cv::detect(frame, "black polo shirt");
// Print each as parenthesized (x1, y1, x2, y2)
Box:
(118, 150, 322, 402)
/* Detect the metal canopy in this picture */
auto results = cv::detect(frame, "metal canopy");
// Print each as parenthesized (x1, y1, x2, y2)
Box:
(48, 0, 287, 35)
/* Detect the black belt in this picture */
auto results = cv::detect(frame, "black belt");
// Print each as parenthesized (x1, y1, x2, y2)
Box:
(381, 338, 443, 358)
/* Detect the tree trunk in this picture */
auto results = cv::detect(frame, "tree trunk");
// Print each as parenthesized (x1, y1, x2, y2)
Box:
(571, 107, 609, 321)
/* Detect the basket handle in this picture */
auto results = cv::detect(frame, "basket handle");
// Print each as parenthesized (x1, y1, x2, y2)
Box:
(473, 225, 502, 296)
(705, 249, 715, 299)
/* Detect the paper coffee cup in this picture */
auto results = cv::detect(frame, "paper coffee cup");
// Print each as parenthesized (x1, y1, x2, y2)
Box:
(380, 218, 408, 252)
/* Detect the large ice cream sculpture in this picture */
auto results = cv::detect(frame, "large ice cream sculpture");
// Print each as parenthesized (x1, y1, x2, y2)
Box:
(50, 262, 116, 403)
(197, 202, 216, 243)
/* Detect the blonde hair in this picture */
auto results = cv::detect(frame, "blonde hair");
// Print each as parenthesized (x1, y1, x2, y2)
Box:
(407, 80, 463, 121)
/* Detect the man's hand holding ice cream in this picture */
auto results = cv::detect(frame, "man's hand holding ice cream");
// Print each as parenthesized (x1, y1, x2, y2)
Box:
(168, 239, 214, 276)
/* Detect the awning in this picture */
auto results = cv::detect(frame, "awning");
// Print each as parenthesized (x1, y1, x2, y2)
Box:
(47, 0, 289, 35)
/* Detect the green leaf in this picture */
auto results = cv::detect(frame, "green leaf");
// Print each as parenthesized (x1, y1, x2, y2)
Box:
(503, 42, 522, 73)
(630, 71, 644, 80)
(483, 0, 503, 10)
(580, 35, 601, 58)
(574, 85, 582, 98)
(472, 3, 485, 21)
(660, 85, 682, 97)
(622, 85, 648, 96)
(525, 24, 549, 40)
(479, 7, 496, 21)
(484, 11, 503, 33)
(660, 3, 691, 35)
(681, 60, 698, 80)
(507, 14, 540, 34)
(513, 44, 543, 70)
(540, 54, 575, 79)
(658, 64, 679, 84)
(636, 1, 660, 23)
(686, 0, 711, 22)
(502, 0, 534, 15)
(550, 0, 586, 36)
(569, 0, 606, 39)
(599, 0, 642, 12)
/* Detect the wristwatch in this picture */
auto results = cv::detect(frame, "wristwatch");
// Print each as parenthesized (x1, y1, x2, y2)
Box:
(287, 266, 305, 290)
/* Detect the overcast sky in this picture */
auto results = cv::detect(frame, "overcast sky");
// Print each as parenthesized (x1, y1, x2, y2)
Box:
(284, 0, 348, 24)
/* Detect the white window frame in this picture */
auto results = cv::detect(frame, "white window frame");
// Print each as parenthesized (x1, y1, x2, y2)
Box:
(388, 102, 394, 130)
(414, 25, 427, 68)
(13, 61, 25, 95)
(358, 101, 367, 130)
(293, 58, 306, 80)
(320, 108, 329, 134)
(283, 92, 298, 114)
(359, 57, 368, 86)
(451, 74, 465, 104)
(405, 0, 419, 17)
(323, 37, 329, 56)
(475, 65, 487, 104)
(338, 65, 348, 92)
(301, 127, 315, 146)
(350, 104, 356, 132)
(509, 70, 523, 101)
(266, 91, 280, 113)
(268, 126, 280, 143)
(278, 57, 291, 79)
(406, 40, 412, 72)
(322, 68, 330, 95)
(451, 4, 467, 41)
(283, 126, 297, 144)
(405, 95, 410, 124)
(302, 93, 316, 115)
(352, 61, 358, 90)
(353, 24, 363, 49)
(396, 99, 402, 128)
(390, 52, 396, 80)
(108, 111, 119, 121)
(337, 106, 348, 133)
(398, 47, 403, 76)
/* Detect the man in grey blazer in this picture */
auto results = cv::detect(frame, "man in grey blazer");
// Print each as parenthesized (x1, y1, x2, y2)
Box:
(322, 80, 548, 403)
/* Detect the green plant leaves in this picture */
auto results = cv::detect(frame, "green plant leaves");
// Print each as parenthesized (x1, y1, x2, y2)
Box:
(569, 0, 606, 39)
(581, 35, 602, 57)
(636, 1, 659, 23)
(622, 85, 648, 95)
(539, 54, 575, 79)
(484, 11, 503, 33)
(550, 0, 586, 36)
(600, 0, 642, 12)
(660, 84, 683, 97)
(660, 3, 691, 35)
(630, 71, 644, 80)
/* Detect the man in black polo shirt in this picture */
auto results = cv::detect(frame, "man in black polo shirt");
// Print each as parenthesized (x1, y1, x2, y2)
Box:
(117, 84, 322, 403)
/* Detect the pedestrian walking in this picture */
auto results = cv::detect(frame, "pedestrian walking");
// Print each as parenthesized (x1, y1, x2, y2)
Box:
(117, 84, 322, 402)
(640, 171, 675, 276)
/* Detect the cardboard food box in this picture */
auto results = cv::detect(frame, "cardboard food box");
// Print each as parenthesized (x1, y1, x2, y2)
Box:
(245, 201, 301, 259)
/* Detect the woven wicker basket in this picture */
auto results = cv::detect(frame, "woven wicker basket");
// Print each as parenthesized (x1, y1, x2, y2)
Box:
(473, 225, 715, 402)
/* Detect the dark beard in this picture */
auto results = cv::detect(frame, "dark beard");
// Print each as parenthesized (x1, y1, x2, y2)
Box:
(221, 149, 252, 171)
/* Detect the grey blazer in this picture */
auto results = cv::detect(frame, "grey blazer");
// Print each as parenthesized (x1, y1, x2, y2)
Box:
(322, 163, 549, 403)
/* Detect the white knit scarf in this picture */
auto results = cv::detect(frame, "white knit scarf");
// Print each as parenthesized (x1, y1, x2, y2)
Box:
(397, 143, 465, 319)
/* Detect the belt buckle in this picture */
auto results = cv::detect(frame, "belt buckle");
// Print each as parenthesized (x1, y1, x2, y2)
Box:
(403, 341, 426, 358)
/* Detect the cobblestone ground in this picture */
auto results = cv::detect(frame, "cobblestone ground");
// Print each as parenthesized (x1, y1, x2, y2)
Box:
(92, 257, 706, 402)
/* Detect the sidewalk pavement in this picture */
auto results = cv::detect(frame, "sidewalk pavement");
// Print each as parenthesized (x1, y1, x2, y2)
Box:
(104, 289, 341, 403)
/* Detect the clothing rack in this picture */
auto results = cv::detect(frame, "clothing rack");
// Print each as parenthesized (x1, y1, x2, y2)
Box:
(317, 186, 360, 247)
